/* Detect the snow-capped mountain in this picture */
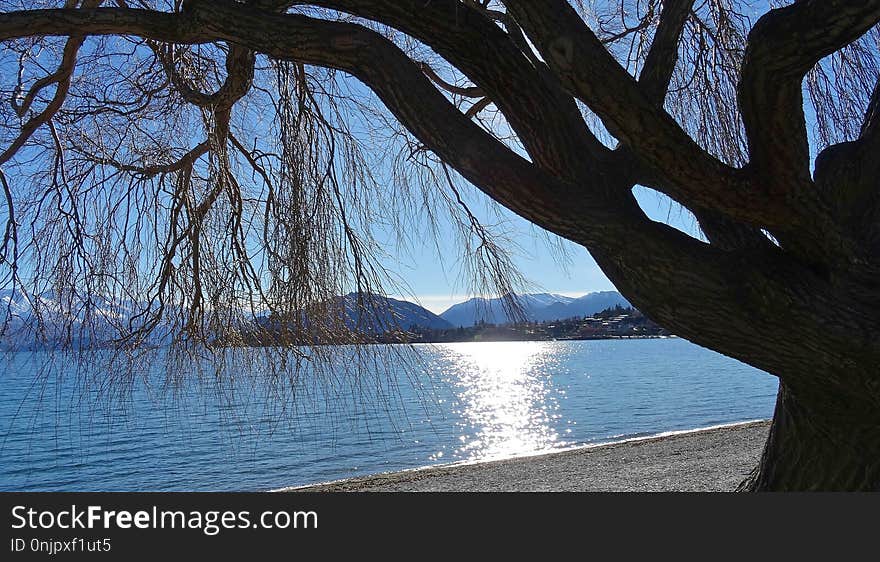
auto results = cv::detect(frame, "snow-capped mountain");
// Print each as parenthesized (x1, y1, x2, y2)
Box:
(439, 291, 630, 327)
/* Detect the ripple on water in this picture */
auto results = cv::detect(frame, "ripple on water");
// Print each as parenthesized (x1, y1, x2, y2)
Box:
(1, 339, 778, 491)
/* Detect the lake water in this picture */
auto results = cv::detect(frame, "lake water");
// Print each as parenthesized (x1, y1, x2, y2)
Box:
(0, 339, 778, 491)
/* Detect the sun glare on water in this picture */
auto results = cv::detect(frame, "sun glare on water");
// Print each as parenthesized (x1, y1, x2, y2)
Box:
(435, 341, 565, 462)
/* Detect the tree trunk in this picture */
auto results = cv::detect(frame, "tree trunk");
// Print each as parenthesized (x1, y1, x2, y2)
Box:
(738, 381, 880, 491)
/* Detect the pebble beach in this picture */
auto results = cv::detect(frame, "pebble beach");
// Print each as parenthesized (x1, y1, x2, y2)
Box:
(285, 420, 771, 492)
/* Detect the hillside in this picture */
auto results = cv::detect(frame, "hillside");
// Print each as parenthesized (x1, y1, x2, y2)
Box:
(440, 291, 629, 327)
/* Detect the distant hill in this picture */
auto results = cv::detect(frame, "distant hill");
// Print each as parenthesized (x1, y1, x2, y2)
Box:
(1, 289, 630, 348)
(438, 292, 564, 327)
(531, 291, 631, 322)
(0, 289, 169, 350)
(259, 293, 453, 336)
(327, 293, 453, 332)
(439, 291, 630, 327)
(412, 304, 669, 342)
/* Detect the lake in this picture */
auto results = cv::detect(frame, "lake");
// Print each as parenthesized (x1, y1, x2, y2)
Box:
(0, 338, 778, 491)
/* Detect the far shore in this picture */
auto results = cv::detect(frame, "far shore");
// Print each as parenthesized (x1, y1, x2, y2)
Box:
(281, 420, 770, 492)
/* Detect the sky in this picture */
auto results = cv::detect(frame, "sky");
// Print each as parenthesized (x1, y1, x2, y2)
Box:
(0, 16, 746, 320)
(0, 42, 705, 320)
(386, 186, 700, 314)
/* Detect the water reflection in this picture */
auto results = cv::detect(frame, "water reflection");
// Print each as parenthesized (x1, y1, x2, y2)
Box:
(436, 342, 565, 461)
(1, 340, 778, 490)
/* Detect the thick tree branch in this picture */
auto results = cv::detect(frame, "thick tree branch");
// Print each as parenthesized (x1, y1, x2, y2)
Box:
(464, 96, 491, 118)
(636, 1, 772, 254)
(739, 0, 880, 196)
(504, 0, 874, 265)
(693, 209, 773, 252)
(291, 0, 610, 188)
(417, 61, 484, 98)
(813, 76, 880, 254)
(0, 6, 200, 43)
(499, 0, 793, 229)
(860, 78, 880, 151)
(639, 0, 694, 105)
(151, 43, 255, 110)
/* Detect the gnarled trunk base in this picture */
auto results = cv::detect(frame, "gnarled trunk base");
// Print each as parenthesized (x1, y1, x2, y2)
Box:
(738, 381, 880, 491)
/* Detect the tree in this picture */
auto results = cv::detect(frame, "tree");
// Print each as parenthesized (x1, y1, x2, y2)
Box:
(0, 0, 878, 490)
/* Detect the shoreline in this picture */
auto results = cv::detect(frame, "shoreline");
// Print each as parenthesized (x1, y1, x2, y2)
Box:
(280, 419, 771, 492)
(237, 334, 678, 348)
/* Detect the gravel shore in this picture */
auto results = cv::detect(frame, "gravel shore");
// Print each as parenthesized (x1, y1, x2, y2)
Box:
(285, 420, 770, 492)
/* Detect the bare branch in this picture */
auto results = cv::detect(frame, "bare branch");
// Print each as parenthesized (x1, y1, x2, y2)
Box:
(0, 0, 104, 167)
(92, 140, 209, 177)
(464, 96, 491, 118)
(0, 3, 627, 237)
(151, 43, 255, 110)
(500, 0, 785, 227)
(0, 169, 17, 274)
(639, 0, 694, 105)
(417, 61, 484, 98)
(292, 0, 610, 183)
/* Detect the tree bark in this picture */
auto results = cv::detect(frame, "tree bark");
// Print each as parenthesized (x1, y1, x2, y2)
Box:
(738, 381, 880, 491)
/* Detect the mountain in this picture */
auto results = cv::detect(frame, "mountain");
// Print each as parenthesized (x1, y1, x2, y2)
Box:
(438, 293, 564, 327)
(439, 291, 629, 327)
(1, 289, 454, 349)
(0, 289, 169, 350)
(1, 288, 627, 348)
(259, 293, 454, 336)
(531, 291, 630, 322)
(328, 293, 454, 332)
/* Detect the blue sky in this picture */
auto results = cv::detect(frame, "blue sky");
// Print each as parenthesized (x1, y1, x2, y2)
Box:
(386, 186, 699, 314)
(0, 39, 704, 318)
